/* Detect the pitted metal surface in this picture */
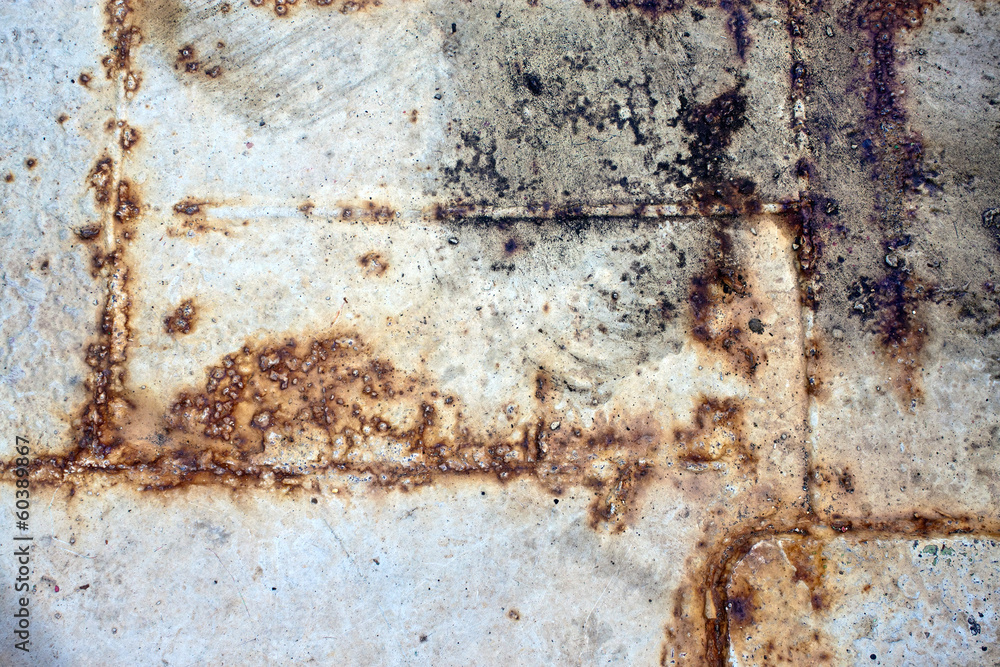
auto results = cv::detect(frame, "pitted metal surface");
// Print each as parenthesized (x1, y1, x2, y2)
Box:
(0, 0, 998, 664)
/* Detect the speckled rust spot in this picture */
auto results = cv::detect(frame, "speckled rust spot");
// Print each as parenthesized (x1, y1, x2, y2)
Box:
(119, 124, 140, 151)
(358, 252, 389, 277)
(338, 201, 396, 222)
(164, 299, 197, 335)
(88, 157, 114, 205)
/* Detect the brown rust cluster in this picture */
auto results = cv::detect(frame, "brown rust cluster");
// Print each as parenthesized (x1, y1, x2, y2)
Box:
(151, 334, 672, 531)
(357, 251, 389, 277)
(164, 299, 197, 335)
(102, 0, 143, 95)
(175, 43, 223, 79)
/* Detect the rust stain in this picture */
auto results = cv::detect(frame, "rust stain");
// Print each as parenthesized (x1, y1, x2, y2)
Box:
(340, 201, 397, 222)
(76, 225, 103, 242)
(0, 324, 773, 541)
(164, 299, 197, 335)
(688, 228, 768, 379)
(88, 157, 114, 205)
(250, 0, 394, 17)
(119, 123, 141, 152)
(102, 0, 143, 96)
(357, 251, 389, 277)
(673, 397, 749, 470)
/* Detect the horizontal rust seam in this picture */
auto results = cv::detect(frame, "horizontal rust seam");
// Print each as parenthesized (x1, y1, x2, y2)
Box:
(173, 201, 796, 222)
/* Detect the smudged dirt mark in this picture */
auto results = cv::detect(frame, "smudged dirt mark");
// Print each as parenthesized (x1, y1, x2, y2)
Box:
(688, 228, 768, 379)
(721, 0, 752, 61)
(164, 299, 197, 335)
(442, 131, 511, 202)
(102, 0, 143, 95)
(725, 537, 837, 663)
(357, 251, 389, 277)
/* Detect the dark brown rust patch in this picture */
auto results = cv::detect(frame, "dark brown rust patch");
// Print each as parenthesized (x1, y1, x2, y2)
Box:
(4, 172, 13, 183)
(0, 329, 727, 533)
(78, 72, 92, 87)
(357, 252, 389, 277)
(88, 157, 114, 205)
(164, 299, 197, 335)
(57, 114, 69, 124)
(119, 124, 140, 151)
(113, 179, 142, 232)
(153, 332, 665, 531)
(25, 158, 37, 169)
(101, 0, 143, 98)
(688, 229, 768, 379)
(656, 86, 762, 216)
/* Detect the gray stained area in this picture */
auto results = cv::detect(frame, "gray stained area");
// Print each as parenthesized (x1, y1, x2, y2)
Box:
(0, 0, 997, 664)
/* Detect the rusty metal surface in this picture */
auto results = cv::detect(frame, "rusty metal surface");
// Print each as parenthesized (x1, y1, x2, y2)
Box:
(0, 0, 998, 664)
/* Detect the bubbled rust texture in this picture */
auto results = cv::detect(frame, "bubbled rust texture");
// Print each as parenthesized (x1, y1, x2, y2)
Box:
(1, 0, 999, 664)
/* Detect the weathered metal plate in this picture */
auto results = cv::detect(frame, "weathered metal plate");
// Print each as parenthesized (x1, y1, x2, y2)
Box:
(1, 0, 998, 664)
